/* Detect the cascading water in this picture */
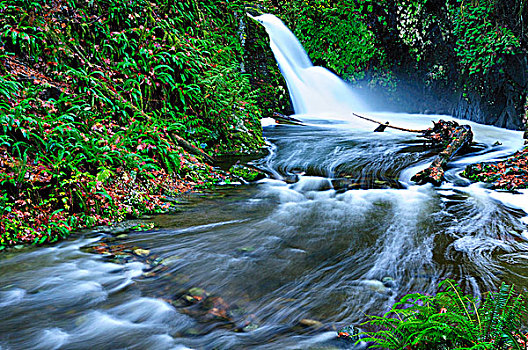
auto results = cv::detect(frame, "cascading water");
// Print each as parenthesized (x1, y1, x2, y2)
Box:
(2, 12, 528, 350)
(249, 14, 368, 120)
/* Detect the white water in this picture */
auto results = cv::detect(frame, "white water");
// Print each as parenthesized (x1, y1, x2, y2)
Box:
(253, 13, 528, 216)
(250, 14, 369, 120)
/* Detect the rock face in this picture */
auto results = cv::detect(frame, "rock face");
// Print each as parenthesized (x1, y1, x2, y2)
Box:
(243, 12, 292, 117)
(453, 55, 528, 131)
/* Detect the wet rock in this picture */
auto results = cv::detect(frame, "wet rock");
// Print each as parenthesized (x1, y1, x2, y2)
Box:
(178, 288, 236, 325)
(183, 295, 197, 303)
(203, 296, 231, 321)
(133, 248, 150, 257)
(360, 279, 388, 293)
(229, 164, 267, 182)
(234, 313, 260, 332)
(149, 257, 164, 266)
(382, 276, 396, 288)
(188, 287, 207, 297)
(182, 327, 202, 336)
(299, 318, 324, 329)
(282, 175, 296, 184)
(331, 179, 362, 191)
(337, 325, 361, 341)
(337, 325, 368, 349)
(91, 220, 156, 235)
(237, 246, 256, 252)
(242, 322, 259, 332)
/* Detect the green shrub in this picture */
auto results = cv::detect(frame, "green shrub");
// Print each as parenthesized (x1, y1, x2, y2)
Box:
(358, 280, 527, 349)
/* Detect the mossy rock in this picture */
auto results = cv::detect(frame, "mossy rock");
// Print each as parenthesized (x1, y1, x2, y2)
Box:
(229, 164, 267, 182)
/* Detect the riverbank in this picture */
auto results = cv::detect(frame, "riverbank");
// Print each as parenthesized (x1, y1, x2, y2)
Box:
(0, 143, 235, 248)
(0, 1, 272, 248)
(463, 146, 528, 190)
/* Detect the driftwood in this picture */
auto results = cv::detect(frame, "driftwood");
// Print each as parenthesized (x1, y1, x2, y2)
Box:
(351, 113, 426, 133)
(269, 112, 474, 187)
(411, 120, 473, 185)
(272, 112, 304, 125)
(350, 113, 473, 186)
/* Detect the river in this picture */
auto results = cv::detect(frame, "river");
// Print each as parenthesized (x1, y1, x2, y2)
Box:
(2, 114, 528, 349)
(2, 13, 528, 350)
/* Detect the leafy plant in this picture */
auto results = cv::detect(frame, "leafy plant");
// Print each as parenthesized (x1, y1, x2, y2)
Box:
(358, 280, 528, 349)
(450, 0, 521, 77)
(0, 0, 265, 247)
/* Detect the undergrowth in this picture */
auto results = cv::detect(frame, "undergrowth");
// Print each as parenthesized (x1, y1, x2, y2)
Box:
(357, 280, 528, 349)
(0, 0, 268, 247)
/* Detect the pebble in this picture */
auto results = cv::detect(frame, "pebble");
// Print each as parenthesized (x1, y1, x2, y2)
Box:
(237, 246, 256, 253)
(188, 287, 206, 297)
(242, 323, 259, 332)
(360, 279, 387, 293)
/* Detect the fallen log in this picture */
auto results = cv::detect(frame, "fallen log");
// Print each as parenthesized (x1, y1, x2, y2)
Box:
(168, 132, 216, 165)
(272, 112, 304, 125)
(411, 120, 473, 186)
(351, 113, 426, 133)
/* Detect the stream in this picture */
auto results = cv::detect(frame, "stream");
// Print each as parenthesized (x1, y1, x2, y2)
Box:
(2, 115, 528, 350)
(2, 13, 528, 350)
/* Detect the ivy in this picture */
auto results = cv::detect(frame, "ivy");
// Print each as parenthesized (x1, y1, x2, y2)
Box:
(451, 0, 521, 77)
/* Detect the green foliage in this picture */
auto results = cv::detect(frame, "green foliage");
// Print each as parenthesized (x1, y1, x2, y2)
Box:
(359, 280, 528, 349)
(273, 0, 386, 83)
(393, 0, 433, 63)
(228, 164, 262, 182)
(0, 0, 266, 247)
(450, 0, 521, 77)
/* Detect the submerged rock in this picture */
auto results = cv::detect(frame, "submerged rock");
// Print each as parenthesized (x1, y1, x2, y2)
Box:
(133, 248, 150, 257)
(337, 325, 361, 342)
(361, 279, 388, 293)
(382, 276, 396, 288)
(299, 318, 324, 329)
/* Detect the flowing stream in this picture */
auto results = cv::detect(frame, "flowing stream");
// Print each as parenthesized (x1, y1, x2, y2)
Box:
(2, 14, 528, 350)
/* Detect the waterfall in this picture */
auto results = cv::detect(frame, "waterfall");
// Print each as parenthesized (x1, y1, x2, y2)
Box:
(250, 13, 368, 120)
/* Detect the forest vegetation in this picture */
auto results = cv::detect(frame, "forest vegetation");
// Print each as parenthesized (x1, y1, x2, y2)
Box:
(2, 1, 528, 348)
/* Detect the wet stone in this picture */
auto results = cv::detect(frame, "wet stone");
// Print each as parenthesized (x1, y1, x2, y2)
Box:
(188, 287, 207, 297)
(133, 248, 150, 257)
(382, 276, 396, 288)
(299, 318, 324, 329)
(242, 323, 259, 332)
(337, 325, 362, 342)
(182, 328, 202, 336)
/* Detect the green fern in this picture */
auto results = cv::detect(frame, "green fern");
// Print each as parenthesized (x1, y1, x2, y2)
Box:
(354, 280, 527, 350)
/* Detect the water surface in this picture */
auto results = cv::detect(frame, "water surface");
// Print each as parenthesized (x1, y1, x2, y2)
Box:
(1, 117, 528, 349)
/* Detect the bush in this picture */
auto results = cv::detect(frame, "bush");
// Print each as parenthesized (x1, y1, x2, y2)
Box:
(358, 280, 527, 349)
